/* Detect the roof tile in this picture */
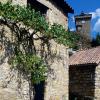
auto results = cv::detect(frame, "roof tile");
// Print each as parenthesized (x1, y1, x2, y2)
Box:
(69, 46, 100, 66)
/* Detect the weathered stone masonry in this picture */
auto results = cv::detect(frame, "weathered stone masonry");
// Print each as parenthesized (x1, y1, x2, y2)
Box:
(95, 64, 100, 100)
(0, 25, 69, 100)
(43, 40, 69, 100)
(69, 46, 100, 100)
(0, 26, 32, 100)
(69, 64, 100, 100)
(36, 0, 68, 29)
(1, 0, 73, 29)
(69, 65, 95, 100)
(0, 0, 74, 100)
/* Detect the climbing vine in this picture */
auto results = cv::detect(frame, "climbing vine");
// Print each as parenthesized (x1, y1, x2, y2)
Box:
(0, 2, 80, 84)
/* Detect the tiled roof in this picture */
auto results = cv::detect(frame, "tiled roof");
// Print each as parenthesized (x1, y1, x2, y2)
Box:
(69, 46, 100, 66)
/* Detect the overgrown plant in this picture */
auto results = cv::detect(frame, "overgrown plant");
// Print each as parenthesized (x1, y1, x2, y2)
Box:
(0, 2, 80, 84)
(11, 52, 47, 84)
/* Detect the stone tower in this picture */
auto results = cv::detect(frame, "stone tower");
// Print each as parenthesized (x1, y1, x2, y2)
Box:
(75, 12, 92, 49)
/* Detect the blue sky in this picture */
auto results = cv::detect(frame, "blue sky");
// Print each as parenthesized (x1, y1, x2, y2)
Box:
(66, 0, 100, 38)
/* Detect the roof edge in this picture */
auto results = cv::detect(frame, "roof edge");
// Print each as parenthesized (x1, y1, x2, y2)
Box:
(69, 63, 97, 67)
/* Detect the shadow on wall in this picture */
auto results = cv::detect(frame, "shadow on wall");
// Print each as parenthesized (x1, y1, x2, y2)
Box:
(0, 25, 46, 100)
(33, 81, 45, 100)
(0, 26, 14, 65)
(27, 0, 48, 15)
(69, 65, 96, 100)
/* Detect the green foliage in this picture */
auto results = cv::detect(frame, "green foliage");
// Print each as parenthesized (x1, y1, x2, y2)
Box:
(0, 2, 80, 48)
(49, 24, 80, 48)
(0, 2, 49, 32)
(11, 51, 47, 84)
(0, 2, 80, 83)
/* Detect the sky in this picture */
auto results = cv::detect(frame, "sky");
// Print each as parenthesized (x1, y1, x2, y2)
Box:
(66, 0, 100, 38)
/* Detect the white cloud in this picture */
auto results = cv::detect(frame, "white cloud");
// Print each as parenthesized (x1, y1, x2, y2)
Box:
(90, 12, 96, 19)
(93, 18, 100, 32)
(72, 16, 75, 22)
(90, 8, 100, 19)
(89, 8, 100, 32)
(70, 28, 75, 31)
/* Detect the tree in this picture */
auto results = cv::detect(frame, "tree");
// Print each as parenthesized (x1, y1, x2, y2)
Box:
(0, 2, 80, 84)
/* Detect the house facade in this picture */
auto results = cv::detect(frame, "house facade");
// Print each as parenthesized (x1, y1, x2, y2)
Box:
(69, 46, 100, 100)
(0, 0, 73, 100)
(28, 0, 73, 29)
(1, 0, 74, 29)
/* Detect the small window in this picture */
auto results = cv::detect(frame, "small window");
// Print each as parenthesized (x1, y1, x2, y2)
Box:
(82, 20, 85, 24)
(27, 0, 48, 15)
(77, 26, 82, 31)
(76, 25, 82, 32)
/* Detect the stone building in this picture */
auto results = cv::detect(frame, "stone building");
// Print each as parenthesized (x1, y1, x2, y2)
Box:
(0, 0, 74, 100)
(1, 0, 74, 29)
(75, 13, 92, 49)
(69, 46, 100, 100)
(28, 0, 74, 29)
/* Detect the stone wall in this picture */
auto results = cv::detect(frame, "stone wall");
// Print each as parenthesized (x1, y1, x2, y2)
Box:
(12, 0, 27, 6)
(95, 64, 100, 100)
(0, 0, 27, 6)
(0, 25, 33, 100)
(0, 58, 32, 100)
(34, 37, 69, 100)
(37, 0, 68, 29)
(0, 0, 10, 3)
(69, 65, 96, 100)
(43, 40, 69, 100)
(0, 1, 69, 99)
(0, 0, 68, 29)
(0, 21, 69, 100)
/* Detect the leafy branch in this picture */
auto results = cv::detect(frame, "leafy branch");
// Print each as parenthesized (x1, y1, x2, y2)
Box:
(0, 2, 80, 84)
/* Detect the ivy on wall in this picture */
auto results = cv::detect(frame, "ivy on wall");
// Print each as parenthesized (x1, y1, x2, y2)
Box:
(0, 2, 80, 84)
